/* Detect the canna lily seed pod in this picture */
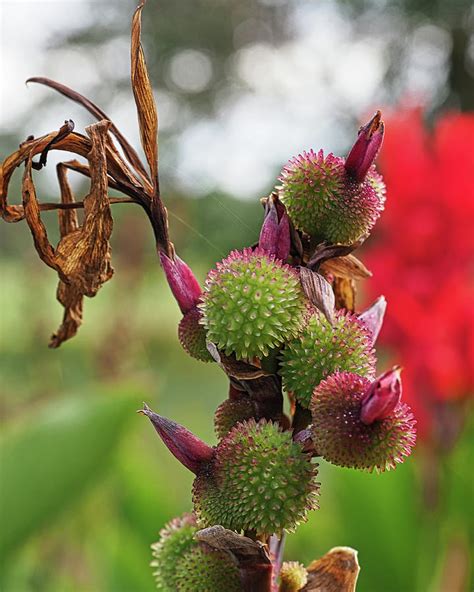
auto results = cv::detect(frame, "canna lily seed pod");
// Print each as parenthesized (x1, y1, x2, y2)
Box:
(200, 247, 308, 360)
(279, 309, 376, 409)
(278, 113, 386, 244)
(310, 371, 416, 472)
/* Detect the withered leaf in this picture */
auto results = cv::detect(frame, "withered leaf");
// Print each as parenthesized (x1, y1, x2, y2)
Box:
(333, 276, 356, 312)
(207, 342, 270, 380)
(307, 242, 360, 271)
(32, 119, 75, 170)
(50, 281, 84, 348)
(299, 267, 335, 325)
(22, 159, 59, 272)
(27, 76, 150, 184)
(196, 526, 273, 592)
(131, 1, 158, 191)
(55, 120, 114, 296)
(320, 254, 372, 281)
(20, 120, 114, 346)
(49, 162, 83, 348)
(303, 547, 360, 592)
(196, 526, 271, 566)
(1, 128, 93, 223)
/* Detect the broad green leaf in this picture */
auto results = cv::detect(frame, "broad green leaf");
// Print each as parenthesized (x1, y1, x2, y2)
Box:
(0, 386, 140, 557)
(328, 459, 420, 592)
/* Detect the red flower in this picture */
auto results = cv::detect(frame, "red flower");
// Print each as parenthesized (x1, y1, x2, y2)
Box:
(363, 108, 474, 439)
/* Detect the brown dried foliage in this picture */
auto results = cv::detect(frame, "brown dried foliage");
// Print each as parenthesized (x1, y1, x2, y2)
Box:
(0, 0, 170, 347)
(303, 546, 360, 592)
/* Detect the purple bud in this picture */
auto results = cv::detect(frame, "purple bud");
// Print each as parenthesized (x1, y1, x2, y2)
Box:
(345, 111, 384, 182)
(159, 250, 202, 314)
(358, 295, 387, 345)
(139, 403, 214, 474)
(360, 367, 402, 425)
(259, 194, 291, 260)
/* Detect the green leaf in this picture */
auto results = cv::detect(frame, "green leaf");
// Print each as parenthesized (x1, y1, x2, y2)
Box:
(0, 386, 140, 557)
(328, 459, 420, 592)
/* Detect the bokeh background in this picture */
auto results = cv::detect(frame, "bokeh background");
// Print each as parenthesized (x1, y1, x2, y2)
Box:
(1, 1, 473, 590)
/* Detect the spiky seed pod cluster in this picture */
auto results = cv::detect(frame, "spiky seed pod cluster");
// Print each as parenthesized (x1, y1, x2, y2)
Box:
(178, 306, 212, 362)
(310, 372, 417, 472)
(151, 513, 241, 591)
(174, 545, 241, 592)
(279, 561, 308, 592)
(279, 309, 376, 408)
(199, 248, 308, 360)
(278, 150, 386, 244)
(193, 419, 319, 536)
(214, 397, 256, 439)
(151, 514, 197, 590)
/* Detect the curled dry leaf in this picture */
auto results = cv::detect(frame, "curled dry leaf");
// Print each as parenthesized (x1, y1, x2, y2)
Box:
(207, 342, 270, 380)
(196, 526, 271, 565)
(1, 128, 92, 223)
(333, 277, 356, 312)
(131, 1, 158, 188)
(49, 162, 83, 348)
(299, 267, 335, 325)
(27, 76, 150, 184)
(307, 242, 360, 271)
(320, 254, 372, 281)
(19, 120, 114, 347)
(302, 547, 360, 592)
(0, 0, 175, 345)
(131, 0, 171, 254)
(196, 526, 273, 592)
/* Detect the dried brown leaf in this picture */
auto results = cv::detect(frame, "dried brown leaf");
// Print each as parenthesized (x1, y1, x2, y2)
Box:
(299, 267, 335, 324)
(22, 159, 59, 272)
(320, 254, 372, 280)
(49, 163, 83, 348)
(196, 526, 273, 592)
(303, 547, 360, 592)
(131, 1, 158, 191)
(307, 242, 359, 270)
(333, 277, 356, 312)
(1, 129, 93, 223)
(49, 281, 84, 348)
(18, 121, 115, 346)
(32, 119, 75, 170)
(27, 76, 150, 183)
(207, 343, 270, 380)
(55, 120, 114, 296)
(196, 526, 271, 566)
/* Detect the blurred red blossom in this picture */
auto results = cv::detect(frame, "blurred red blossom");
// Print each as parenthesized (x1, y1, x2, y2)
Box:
(364, 108, 474, 441)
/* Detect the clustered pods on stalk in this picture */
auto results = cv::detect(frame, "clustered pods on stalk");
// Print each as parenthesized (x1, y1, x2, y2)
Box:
(0, 2, 417, 590)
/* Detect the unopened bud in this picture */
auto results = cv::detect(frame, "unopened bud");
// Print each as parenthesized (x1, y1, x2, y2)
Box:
(159, 250, 201, 314)
(259, 193, 291, 260)
(360, 367, 402, 425)
(139, 404, 214, 474)
(345, 111, 385, 182)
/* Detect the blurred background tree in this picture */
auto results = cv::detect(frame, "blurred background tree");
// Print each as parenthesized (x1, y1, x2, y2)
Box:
(1, 0, 472, 590)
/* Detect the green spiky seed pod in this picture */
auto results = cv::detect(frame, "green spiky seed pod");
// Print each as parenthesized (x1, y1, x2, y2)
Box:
(278, 150, 385, 244)
(199, 248, 308, 360)
(151, 514, 197, 591)
(280, 309, 376, 409)
(193, 419, 319, 536)
(175, 545, 241, 592)
(178, 306, 212, 362)
(279, 561, 308, 592)
(310, 372, 417, 472)
(214, 397, 256, 439)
